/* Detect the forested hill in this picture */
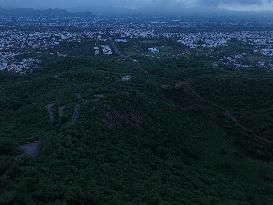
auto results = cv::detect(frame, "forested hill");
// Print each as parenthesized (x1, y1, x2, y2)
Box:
(0, 8, 94, 18)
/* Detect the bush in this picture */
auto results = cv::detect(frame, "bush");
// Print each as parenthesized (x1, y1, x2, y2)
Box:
(0, 139, 17, 156)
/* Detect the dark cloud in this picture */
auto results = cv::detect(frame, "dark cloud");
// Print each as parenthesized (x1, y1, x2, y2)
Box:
(203, 0, 265, 5)
(0, 0, 272, 11)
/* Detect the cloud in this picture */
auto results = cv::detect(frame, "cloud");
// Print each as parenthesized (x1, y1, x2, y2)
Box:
(216, 0, 273, 11)
(0, 0, 273, 11)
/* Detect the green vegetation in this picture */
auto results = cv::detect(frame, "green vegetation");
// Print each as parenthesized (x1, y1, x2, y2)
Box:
(1, 41, 273, 205)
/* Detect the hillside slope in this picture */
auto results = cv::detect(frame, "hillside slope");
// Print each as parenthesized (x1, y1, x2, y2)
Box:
(0, 54, 273, 205)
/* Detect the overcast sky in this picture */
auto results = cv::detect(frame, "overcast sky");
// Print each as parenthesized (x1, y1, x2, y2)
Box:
(1, 0, 273, 11)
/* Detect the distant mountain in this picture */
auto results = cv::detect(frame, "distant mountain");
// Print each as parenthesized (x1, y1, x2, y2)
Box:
(0, 8, 94, 18)
(0, 7, 273, 19)
(70, 5, 273, 19)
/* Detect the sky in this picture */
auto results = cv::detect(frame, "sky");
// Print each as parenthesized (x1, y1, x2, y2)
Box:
(0, 0, 273, 12)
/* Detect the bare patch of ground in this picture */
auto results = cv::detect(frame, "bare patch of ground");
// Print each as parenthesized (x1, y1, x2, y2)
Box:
(19, 141, 40, 157)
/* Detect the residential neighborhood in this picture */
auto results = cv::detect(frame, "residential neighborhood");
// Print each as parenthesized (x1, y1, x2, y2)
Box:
(1, 15, 273, 72)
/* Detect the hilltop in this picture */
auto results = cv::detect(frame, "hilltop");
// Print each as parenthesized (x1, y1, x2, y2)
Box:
(0, 7, 94, 18)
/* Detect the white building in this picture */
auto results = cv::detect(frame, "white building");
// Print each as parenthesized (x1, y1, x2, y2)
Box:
(94, 46, 100, 55)
(148, 47, 159, 54)
(121, 75, 131, 81)
(101, 45, 113, 55)
(115, 39, 127, 43)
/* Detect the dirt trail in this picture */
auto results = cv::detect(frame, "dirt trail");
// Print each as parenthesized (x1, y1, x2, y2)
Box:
(72, 91, 81, 126)
(72, 103, 80, 126)
(181, 82, 273, 144)
(109, 37, 148, 73)
(47, 103, 55, 123)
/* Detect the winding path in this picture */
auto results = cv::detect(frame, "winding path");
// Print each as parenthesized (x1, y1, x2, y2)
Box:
(109, 37, 148, 73)
(181, 82, 273, 145)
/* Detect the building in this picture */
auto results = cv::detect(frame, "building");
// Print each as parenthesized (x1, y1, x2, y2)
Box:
(121, 75, 131, 81)
(115, 39, 127, 43)
(94, 46, 100, 55)
(101, 45, 113, 55)
(148, 47, 159, 54)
